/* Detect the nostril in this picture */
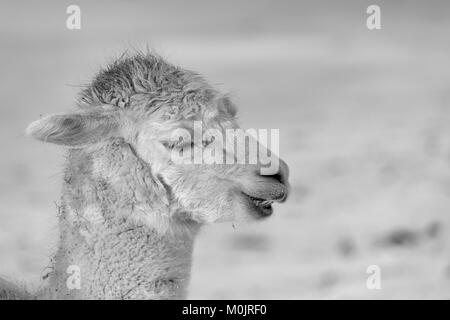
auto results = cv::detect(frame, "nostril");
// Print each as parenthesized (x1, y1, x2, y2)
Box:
(263, 171, 286, 185)
(271, 172, 284, 184)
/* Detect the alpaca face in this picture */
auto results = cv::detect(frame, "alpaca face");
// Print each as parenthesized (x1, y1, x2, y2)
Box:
(26, 54, 289, 228)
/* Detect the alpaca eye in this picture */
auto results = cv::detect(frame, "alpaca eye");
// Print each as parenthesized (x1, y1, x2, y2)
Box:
(161, 139, 194, 150)
(162, 136, 185, 150)
(161, 141, 176, 150)
(202, 136, 215, 148)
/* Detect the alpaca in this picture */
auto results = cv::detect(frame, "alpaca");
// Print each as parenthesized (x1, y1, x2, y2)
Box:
(1, 53, 289, 299)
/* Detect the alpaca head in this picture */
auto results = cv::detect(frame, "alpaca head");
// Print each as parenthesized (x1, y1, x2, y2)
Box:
(26, 53, 289, 231)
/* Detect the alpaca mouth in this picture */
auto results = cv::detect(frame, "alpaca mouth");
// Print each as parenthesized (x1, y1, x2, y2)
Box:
(245, 194, 274, 217)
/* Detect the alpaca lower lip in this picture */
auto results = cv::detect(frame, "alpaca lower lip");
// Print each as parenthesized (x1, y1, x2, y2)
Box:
(255, 203, 273, 216)
(245, 194, 274, 217)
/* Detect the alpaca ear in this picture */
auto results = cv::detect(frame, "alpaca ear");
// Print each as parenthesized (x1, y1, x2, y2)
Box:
(26, 108, 120, 147)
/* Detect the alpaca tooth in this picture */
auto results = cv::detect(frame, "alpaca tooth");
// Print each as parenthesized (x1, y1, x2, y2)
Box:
(261, 200, 271, 207)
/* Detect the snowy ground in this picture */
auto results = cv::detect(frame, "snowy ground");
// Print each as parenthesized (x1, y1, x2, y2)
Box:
(0, 0, 449, 299)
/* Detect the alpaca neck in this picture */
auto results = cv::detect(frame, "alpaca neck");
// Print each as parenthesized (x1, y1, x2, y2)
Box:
(42, 143, 200, 299)
(47, 218, 197, 299)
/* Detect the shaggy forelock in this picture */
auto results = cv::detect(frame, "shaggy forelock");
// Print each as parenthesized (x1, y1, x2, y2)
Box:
(78, 52, 217, 115)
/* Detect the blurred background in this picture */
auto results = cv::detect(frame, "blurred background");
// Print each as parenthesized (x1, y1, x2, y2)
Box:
(0, 0, 449, 299)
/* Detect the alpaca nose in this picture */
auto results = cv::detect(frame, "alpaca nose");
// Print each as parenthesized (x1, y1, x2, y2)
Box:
(260, 158, 289, 185)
